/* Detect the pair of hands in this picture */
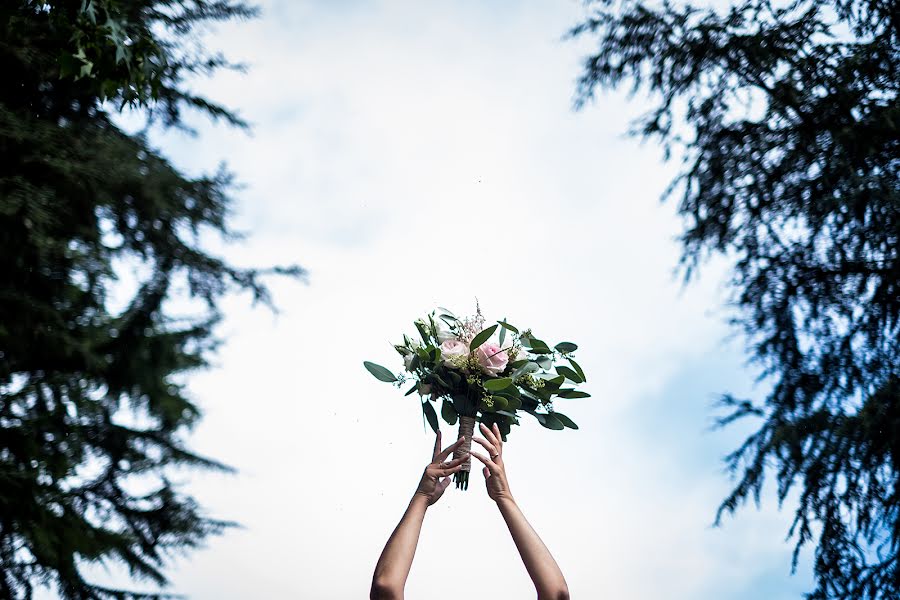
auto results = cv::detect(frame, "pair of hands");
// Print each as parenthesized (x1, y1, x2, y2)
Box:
(414, 422, 512, 506)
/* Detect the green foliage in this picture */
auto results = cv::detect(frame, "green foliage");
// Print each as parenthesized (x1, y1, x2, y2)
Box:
(469, 324, 498, 350)
(366, 310, 590, 443)
(0, 1, 302, 598)
(363, 362, 397, 383)
(572, 0, 899, 597)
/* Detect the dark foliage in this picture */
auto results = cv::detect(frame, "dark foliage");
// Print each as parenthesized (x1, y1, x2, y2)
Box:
(0, 2, 302, 598)
(572, 0, 899, 597)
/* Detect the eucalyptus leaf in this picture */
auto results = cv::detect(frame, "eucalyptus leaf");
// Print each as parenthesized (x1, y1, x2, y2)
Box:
(554, 342, 578, 354)
(494, 385, 521, 400)
(441, 400, 458, 425)
(553, 412, 579, 429)
(512, 361, 539, 380)
(541, 413, 565, 430)
(470, 324, 498, 349)
(496, 410, 520, 423)
(557, 389, 591, 399)
(484, 377, 513, 391)
(555, 365, 583, 383)
(363, 361, 397, 382)
(529, 338, 551, 352)
(422, 401, 439, 434)
(567, 357, 586, 382)
(497, 320, 520, 334)
(404, 384, 418, 396)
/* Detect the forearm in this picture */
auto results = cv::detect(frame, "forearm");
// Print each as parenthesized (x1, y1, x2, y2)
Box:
(497, 497, 569, 600)
(371, 494, 430, 599)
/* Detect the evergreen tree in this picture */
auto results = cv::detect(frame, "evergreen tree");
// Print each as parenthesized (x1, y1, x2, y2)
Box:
(0, 2, 301, 597)
(571, 1, 898, 597)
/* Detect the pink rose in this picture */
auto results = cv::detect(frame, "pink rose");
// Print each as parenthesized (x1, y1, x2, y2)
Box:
(440, 339, 469, 368)
(475, 343, 509, 377)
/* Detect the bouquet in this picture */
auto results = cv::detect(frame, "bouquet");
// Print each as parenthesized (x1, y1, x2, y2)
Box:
(364, 304, 590, 489)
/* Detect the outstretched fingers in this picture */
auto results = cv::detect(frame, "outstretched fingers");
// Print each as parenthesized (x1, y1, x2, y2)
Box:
(470, 449, 500, 474)
(480, 422, 502, 456)
(472, 437, 498, 459)
(435, 436, 466, 462)
(432, 429, 443, 462)
(432, 455, 467, 477)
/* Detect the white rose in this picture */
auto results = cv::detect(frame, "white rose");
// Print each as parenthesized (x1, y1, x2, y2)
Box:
(403, 352, 416, 371)
(440, 339, 468, 368)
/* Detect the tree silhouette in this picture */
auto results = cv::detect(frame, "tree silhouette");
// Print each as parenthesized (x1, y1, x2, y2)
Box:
(0, 2, 302, 597)
(572, 0, 898, 598)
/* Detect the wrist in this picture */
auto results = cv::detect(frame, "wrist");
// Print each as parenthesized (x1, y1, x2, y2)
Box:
(411, 492, 431, 509)
(494, 494, 516, 508)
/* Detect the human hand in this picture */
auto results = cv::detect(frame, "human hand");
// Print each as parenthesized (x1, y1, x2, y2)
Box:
(414, 430, 468, 506)
(470, 422, 513, 503)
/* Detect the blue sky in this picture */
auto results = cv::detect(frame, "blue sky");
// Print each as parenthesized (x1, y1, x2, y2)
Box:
(70, 0, 820, 598)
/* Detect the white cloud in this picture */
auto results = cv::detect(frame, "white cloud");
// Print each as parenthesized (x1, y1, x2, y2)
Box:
(61, 1, 815, 598)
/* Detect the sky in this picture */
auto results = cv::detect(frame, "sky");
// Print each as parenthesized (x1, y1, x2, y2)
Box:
(65, 0, 817, 598)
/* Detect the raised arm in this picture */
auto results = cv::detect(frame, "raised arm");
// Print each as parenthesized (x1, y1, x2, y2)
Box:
(471, 423, 570, 600)
(370, 431, 467, 600)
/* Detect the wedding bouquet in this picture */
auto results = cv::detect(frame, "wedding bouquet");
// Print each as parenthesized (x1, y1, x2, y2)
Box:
(364, 305, 589, 489)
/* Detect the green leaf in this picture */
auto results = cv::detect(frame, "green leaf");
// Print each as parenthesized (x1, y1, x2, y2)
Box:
(364, 361, 397, 382)
(497, 320, 519, 334)
(431, 373, 451, 389)
(543, 375, 566, 391)
(415, 320, 431, 344)
(553, 412, 579, 429)
(528, 338, 553, 354)
(498, 395, 522, 410)
(555, 366, 583, 383)
(441, 400, 458, 425)
(567, 357, 586, 382)
(512, 361, 539, 380)
(498, 319, 507, 347)
(554, 342, 578, 354)
(540, 413, 565, 430)
(470, 324, 498, 349)
(557, 389, 591, 399)
(496, 410, 520, 422)
(494, 385, 521, 400)
(422, 401, 439, 434)
(404, 384, 418, 396)
(536, 355, 552, 370)
(484, 377, 513, 391)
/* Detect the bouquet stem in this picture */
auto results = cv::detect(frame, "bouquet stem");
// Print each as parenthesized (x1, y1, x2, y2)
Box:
(453, 416, 476, 490)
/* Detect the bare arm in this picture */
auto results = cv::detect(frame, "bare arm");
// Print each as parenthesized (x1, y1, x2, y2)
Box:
(471, 423, 570, 600)
(370, 432, 467, 600)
